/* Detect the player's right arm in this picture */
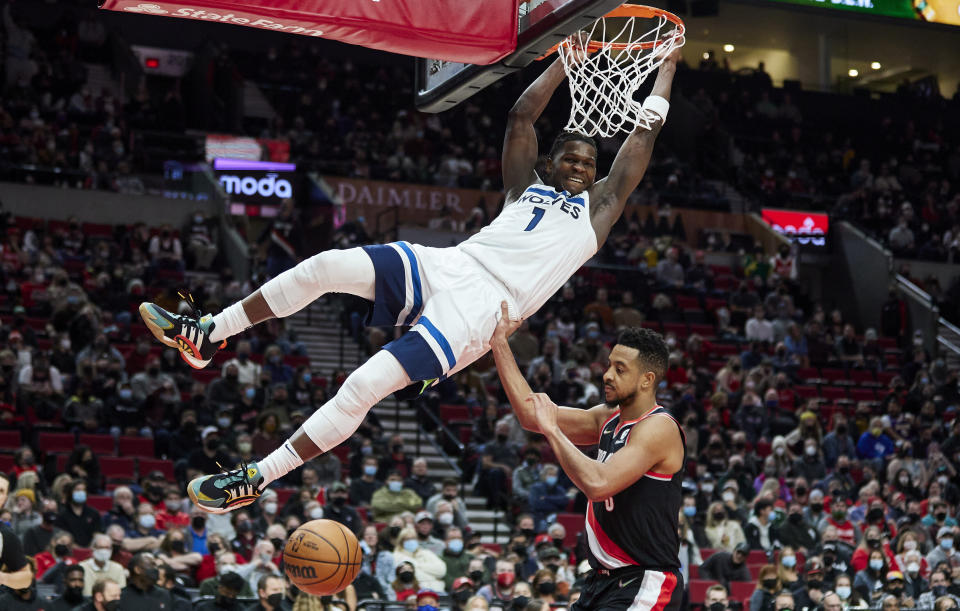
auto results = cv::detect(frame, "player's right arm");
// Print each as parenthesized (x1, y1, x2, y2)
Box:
(490, 302, 608, 445)
(501, 58, 567, 204)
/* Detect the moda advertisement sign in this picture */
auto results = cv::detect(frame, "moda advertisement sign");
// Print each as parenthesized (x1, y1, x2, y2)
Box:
(323, 176, 504, 225)
(761, 208, 829, 246)
(214, 159, 301, 215)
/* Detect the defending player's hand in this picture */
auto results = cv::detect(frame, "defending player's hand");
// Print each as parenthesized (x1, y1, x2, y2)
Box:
(527, 392, 559, 433)
(491, 301, 522, 345)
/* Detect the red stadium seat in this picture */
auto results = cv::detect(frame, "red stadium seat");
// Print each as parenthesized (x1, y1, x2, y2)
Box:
(0, 430, 21, 451)
(191, 369, 220, 384)
(747, 564, 764, 579)
(849, 370, 878, 386)
(330, 444, 350, 463)
(87, 495, 113, 512)
(746, 550, 768, 564)
(688, 579, 717, 604)
(797, 367, 820, 383)
(273, 487, 296, 506)
(641, 321, 662, 332)
(481, 543, 502, 555)
(439, 405, 472, 420)
(676, 295, 699, 309)
(699, 548, 717, 560)
(821, 386, 848, 401)
(705, 297, 728, 311)
(79, 434, 115, 455)
(73, 548, 92, 562)
(38, 432, 75, 454)
(849, 388, 876, 402)
(118, 436, 154, 458)
(555, 512, 583, 548)
(820, 368, 849, 384)
(689, 565, 699, 579)
(689, 323, 716, 338)
(730, 581, 755, 602)
(794, 385, 818, 399)
(663, 322, 689, 338)
(100, 457, 136, 482)
(0, 454, 15, 472)
(138, 458, 175, 481)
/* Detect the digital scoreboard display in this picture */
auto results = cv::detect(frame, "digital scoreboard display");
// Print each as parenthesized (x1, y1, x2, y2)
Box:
(763, 0, 959, 26)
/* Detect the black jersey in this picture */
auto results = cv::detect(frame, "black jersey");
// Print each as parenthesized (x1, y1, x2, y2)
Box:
(585, 405, 685, 571)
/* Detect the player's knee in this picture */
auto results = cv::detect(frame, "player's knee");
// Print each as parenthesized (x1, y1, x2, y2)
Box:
(296, 251, 335, 289)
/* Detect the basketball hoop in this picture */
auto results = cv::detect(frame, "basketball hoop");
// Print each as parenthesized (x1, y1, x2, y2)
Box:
(541, 4, 685, 137)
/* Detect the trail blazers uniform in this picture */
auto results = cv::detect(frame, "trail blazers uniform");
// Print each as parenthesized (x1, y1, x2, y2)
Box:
(573, 405, 686, 611)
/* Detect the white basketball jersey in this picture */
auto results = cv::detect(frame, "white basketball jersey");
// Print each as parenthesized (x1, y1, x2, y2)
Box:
(458, 183, 598, 317)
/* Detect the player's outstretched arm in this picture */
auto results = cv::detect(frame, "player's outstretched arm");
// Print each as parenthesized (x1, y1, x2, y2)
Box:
(589, 48, 680, 246)
(529, 393, 680, 501)
(502, 58, 566, 203)
(502, 35, 589, 203)
(490, 302, 606, 444)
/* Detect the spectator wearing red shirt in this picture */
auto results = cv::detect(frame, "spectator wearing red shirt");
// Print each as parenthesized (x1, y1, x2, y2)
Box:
(824, 496, 860, 547)
(35, 530, 78, 581)
(155, 487, 190, 532)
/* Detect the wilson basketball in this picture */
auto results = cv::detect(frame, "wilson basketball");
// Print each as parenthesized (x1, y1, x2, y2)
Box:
(283, 519, 362, 595)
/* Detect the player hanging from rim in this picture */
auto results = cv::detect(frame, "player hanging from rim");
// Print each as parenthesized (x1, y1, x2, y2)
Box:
(138, 41, 682, 514)
(489, 305, 685, 611)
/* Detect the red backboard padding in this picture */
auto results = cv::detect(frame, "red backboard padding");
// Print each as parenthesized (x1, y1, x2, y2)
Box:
(99, 0, 520, 65)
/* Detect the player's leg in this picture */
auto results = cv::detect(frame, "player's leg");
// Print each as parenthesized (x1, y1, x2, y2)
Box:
(139, 247, 375, 368)
(187, 349, 411, 514)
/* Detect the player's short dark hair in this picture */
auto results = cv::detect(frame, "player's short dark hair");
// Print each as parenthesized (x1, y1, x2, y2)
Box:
(549, 131, 598, 160)
(616, 327, 668, 382)
(65, 564, 85, 577)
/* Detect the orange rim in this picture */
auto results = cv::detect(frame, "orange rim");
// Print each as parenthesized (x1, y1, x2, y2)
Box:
(537, 3, 685, 59)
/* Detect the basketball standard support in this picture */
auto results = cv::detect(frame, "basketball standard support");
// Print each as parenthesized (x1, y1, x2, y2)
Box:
(414, 0, 626, 113)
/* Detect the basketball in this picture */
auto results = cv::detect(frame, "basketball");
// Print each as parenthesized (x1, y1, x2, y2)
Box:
(283, 519, 362, 596)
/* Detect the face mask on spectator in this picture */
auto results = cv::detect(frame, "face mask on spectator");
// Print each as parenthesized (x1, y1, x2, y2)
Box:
(309, 507, 323, 520)
(93, 548, 111, 563)
(165, 500, 181, 513)
(447, 539, 463, 554)
(139, 514, 156, 530)
(72, 490, 87, 505)
(119, 388, 133, 400)
(836, 586, 851, 600)
(403, 539, 418, 553)
(217, 417, 232, 428)
(545, 475, 558, 487)
(941, 538, 954, 550)
(683, 506, 696, 517)
(869, 559, 883, 571)
(364, 465, 377, 477)
(722, 491, 735, 502)
(701, 483, 714, 494)
(237, 442, 252, 454)
(388, 481, 403, 493)
(398, 570, 415, 583)
(263, 502, 278, 515)
(781, 555, 796, 568)
(437, 512, 454, 526)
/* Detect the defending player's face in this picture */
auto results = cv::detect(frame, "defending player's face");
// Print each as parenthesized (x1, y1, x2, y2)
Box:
(602, 345, 654, 407)
(548, 141, 597, 195)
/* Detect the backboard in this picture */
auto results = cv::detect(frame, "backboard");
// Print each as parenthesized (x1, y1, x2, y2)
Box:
(414, 0, 626, 113)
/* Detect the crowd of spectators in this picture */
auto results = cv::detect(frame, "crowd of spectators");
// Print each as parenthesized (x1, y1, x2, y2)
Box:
(1, 4, 960, 611)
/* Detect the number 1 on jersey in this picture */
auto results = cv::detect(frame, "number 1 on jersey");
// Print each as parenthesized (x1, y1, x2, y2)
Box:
(524, 207, 545, 232)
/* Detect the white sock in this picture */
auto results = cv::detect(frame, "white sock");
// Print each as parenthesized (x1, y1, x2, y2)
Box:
(258, 441, 304, 487)
(302, 350, 410, 452)
(208, 301, 252, 343)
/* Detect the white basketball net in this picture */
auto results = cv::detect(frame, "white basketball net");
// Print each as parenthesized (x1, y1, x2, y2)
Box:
(558, 10, 685, 138)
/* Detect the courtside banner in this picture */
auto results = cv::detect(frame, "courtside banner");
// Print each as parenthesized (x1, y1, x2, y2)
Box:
(99, 0, 519, 64)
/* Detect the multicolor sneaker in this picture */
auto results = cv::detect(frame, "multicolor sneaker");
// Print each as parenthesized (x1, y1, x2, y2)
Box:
(139, 293, 225, 369)
(187, 461, 265, 514)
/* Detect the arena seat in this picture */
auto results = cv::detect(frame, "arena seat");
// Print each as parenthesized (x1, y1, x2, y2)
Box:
(100, 457, 136, 482)
(73, 548, 92, 562)
(138, 458, 175, 480)
(730, 581, 755, 602)
(820, 368, 849, 384)
(821, 386, 848, 401)
(273, 487, 296, 506)
(746, 550, 768, 564)
(38, 432, 76, 454)
(699, 548, 717, 560)
(118, 436, 154, 458)
(87, 495, 113, 512)
(0, 430, 21, 451)
(746, 564, 763, 579)
(689, 564, 699, 579)
(0, 454, 15, 472)
(849, 388, 876, 402)
(555, 512, 583, 548)
(687, 579, 717, 604)
(439, 404, 473, 421)
(689, 323, 716, 337)
(79, 434, 115, 455)
(191, 369, 220, 384)
(849, 370, 877, 386)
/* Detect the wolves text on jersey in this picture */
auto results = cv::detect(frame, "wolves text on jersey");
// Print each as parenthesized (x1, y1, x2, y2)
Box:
(516, 188, 582, 220)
